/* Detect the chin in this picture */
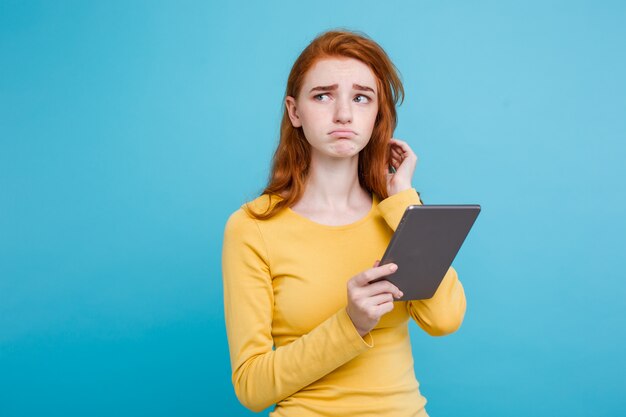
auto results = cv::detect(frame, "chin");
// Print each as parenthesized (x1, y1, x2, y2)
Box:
(330, 141, 361, 155)
(329, 150, 360, 159)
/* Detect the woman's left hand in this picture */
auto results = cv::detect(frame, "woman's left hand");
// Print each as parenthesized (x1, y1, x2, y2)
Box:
(386, 138, 418, 196)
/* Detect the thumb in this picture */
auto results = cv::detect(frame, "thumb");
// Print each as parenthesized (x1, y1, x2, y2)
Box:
(373, 260, 380, 267)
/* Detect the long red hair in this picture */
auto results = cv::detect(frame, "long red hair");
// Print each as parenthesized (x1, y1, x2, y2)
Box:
(246, 29, 405, 220)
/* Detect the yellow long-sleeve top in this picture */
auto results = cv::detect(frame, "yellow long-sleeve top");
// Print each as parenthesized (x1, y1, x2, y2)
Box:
(222, 188, 467, 416)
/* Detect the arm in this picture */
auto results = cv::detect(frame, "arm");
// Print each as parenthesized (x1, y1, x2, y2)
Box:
(377, 188, 467, 336)
(221, 210, 373, 412)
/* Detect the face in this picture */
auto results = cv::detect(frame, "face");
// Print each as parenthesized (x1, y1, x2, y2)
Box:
(285, 57, 379, 160)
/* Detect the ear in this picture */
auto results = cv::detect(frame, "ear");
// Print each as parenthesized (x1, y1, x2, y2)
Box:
(285, 96, 302, 128)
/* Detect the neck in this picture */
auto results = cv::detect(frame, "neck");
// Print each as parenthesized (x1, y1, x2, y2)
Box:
(299, 152, 370, 209)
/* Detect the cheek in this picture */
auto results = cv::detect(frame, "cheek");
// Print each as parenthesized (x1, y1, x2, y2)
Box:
(302, 112, 329, 135)
(299, 113, 325, 143)
(365, 109, 378, 131)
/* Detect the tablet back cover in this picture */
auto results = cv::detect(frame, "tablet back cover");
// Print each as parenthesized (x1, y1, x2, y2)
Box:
(376, 205, 480, 300)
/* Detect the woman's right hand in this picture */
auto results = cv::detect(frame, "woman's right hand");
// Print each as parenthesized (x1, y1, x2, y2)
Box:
(345, 261, 403, 337)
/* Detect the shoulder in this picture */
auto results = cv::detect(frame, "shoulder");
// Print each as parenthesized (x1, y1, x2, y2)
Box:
(223, 205, 263, 253)
(224, 194, 285, 232)
(244, 193, 284, 216)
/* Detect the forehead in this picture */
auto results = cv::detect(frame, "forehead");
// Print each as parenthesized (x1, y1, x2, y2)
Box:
(301, 57, 378, 92)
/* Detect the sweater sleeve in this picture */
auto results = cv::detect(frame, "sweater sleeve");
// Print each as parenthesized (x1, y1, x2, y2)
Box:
(221, 209, 374, 412)
(377, 188, 467, 337)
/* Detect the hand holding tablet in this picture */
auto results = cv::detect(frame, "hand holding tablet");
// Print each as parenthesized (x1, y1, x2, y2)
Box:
(369, 204, 481, 301)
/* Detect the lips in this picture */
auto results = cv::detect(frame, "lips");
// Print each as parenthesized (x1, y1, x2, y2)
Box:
(329, 130, 356, 137)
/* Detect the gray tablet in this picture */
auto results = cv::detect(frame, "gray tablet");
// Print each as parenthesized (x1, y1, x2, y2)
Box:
(370, 204, 481, 301)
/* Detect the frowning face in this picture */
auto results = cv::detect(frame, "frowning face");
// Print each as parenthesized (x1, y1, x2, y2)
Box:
(285, 57, 379, 160)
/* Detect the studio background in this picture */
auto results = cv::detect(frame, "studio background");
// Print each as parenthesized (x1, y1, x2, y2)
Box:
(1, 1, 625, 416)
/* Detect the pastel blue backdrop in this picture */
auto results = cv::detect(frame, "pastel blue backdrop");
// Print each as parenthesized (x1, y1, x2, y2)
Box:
(1, 1, 624, 416)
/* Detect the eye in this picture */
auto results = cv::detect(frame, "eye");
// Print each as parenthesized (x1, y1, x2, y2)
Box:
(354, 94, 371, 103)
(314, 93, 329, 101)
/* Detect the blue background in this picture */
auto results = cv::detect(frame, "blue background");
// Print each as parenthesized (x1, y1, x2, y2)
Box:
(1, 1, 625, 416)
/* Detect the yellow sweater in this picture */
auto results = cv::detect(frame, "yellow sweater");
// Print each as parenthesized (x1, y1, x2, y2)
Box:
(222, 188, 467, 416)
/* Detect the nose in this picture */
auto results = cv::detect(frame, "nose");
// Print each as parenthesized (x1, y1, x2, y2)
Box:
(334, 97, 352, 124)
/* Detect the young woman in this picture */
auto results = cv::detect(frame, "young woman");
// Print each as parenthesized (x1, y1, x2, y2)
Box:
(222, 29, 466, 417)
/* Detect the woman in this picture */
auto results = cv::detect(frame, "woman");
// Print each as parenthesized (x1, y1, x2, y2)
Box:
(222, 29, 466, 417)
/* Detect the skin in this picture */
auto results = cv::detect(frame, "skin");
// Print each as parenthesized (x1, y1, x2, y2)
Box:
(285, 57, 419, 337)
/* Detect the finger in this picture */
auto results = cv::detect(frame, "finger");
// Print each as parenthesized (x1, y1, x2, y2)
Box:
(390, 141, 405, 151)
(374, 301, 395, 316)
(389, 138, 409, 151)
(392, 148, 417, 167)
(390, 138, 417, 159)
(353, 263, 398, 286)
(389, 139, 407, 150)
(395, 144, 414, 159)
(389, 137, 408, 145)
(366, 292, 396, 307)
(373, 260, 380, 267)
(362, 280, 403, 298)
(391, 147, 411, 163)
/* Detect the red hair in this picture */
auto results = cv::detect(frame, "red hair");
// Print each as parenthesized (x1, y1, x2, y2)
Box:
(246, 29, 405, 220)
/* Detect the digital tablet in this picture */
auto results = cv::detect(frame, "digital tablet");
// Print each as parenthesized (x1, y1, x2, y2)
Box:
(369, 204, 481, 301)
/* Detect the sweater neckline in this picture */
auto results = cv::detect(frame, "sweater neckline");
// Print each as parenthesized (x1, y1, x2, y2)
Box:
(284, 193, 379, 231)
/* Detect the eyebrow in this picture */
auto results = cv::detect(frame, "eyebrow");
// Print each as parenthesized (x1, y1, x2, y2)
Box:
(309, 83, 376, 95)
